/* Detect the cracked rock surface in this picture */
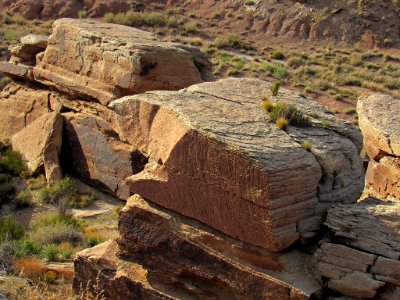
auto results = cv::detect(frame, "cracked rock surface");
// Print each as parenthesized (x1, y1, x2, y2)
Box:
(358, 94, 400, 200)
(110, 77, 364, 251)
(315, 198, 400, 299)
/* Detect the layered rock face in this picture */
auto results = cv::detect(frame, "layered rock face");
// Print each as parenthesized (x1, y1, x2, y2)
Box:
(109, 78, 364, 251)
(74, 195, 321, 300)
(357, 94, 400, 200)
(0, 21, 369, 299)
(315, 199, 400, 299)
(312, 93, 400, 299)
(0, 19, 212, 105)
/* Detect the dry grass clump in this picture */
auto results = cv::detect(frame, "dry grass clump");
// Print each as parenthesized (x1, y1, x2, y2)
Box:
(104, 11, 183, 28)
(14, 257, 46, 282)
(212, 33, 253, 50)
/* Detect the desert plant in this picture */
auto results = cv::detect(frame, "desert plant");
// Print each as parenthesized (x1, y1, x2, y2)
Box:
(26, 175, 46, 190)
(271, 80, 281, 96)
(30, 223, 82, 246)
(275, 117, 289, 130)
(0, 77, 12, 90)
(15, 189, 32, 209)
(42, 244, 60, 261)
(301, 141, 313, 152)
(13, 239, 42, 257)
(262, 97, 274, 111)
(259, 62, 288, 79)
(78, 9, 88, 19)
(268, 103, 311, 127)
(0, 148, 26, 175)
(271, 51, 285, 60)
(212, 34, 253, 50)
(0, 217, 25, 242)
(14, 258, 46, 282)
(0, 240, 15, 273)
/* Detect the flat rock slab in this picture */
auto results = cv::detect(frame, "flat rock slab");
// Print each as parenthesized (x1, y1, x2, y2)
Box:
(0, 82, 51, 139)
(11, 111, 63, 181)
(74, 195, 321, 300)
(110, 78, 364, 251)
(32, 18, 212, 105)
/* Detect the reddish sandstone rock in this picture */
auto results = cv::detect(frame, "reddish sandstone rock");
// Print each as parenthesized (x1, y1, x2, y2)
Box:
(61, 111, 145, 199)
(74, 195, 321, 300)
(11, 111, 63, 181)
(357, 94, 400, 200)
(110, 78, 364, 251)
(32, 18, 212, 105)
(0, 82, 50, 138)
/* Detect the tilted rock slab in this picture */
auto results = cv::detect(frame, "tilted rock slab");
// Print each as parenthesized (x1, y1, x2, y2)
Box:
(0, 82, 51, 139)
(109, 78, 364, 251)
(11, 111, 63, 182)
(358, 94, 400, 200)
(74, 195, 321, 300)
(30, 18, 212, 105)
(315, 198, 400, 298)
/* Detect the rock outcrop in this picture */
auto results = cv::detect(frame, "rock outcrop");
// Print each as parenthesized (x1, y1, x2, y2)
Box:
(0, 20, 378, 300)
(74, 195, 321, 300)
(0, 19, 212, 105)
(357, 94, 400, 200)
(110, 78, 363, 251)
(11, 111, 63, 182)
(315, 198, 400, 298)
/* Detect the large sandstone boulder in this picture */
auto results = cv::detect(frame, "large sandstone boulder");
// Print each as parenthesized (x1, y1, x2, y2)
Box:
(315, 198, 400, 298)
(74, 195, 321, 300)
(31, 18, 212, 105)
(109, 78, 364, 251)
(11, 112, 63, 182)
(0, 82, 50, 139)
(357, 94, 400, 200)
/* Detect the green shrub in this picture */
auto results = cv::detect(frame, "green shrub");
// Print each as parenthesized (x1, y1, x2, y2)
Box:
(0, 174, 14, 206)
(30, 212, 82, 246)
(30, 222, 82, 246)
(26, 175, 47, 190)
(42, 244, 60, 262)
(287, 57, 305, 69)
(44, 271, 57, 284)
(212, 34, 253, 50)
(38, 177, 95, 209)
(0, 77, 11, 90)
(260, 62, 288, 79)
(13, 239, 42, 257)
(0, 148, 26, 175)
(78, 10, 88, 19)
(271, 51, 285, 60)
(15, 189, 32, 208)
(268, 103, 311, 128)
(0, 217, 25, 242)
(86, 236, 99, 247)
(262, 98, 274, 111)
(271, 80, 281, 96)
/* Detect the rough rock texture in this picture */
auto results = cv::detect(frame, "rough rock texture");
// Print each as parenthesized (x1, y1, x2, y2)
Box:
(74, 195, 321, 300)
(0, 82, 50, 138)
(357, 94, 400, 200)
(110, 78, 364, 251)
(11, 112, 63, 181)
(315, 198, 400, 298)
(31, 18, 212, 105)
(61, 110, 139, 199)
(9, 34, 48, 66)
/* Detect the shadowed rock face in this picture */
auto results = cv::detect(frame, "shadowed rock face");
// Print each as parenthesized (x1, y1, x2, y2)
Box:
(357, 94, 400, 200)
(109, 78, 364, 251)
(74, 195, 321, 300)
(30, 18, 212, 105)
